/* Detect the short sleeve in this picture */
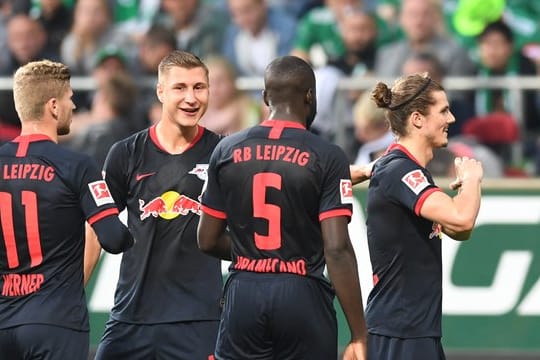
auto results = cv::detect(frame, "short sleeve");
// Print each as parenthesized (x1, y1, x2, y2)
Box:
(383, 159, 440, 216)
(319, 145, 353, 221)
(201, 142, 227, 219)
(75, 156, 119, 225)
(103, 141, 129, 210)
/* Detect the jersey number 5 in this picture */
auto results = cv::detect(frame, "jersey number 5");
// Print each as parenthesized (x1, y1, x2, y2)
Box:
(252, 172, 282, 250)
(0, 191, 43, 269)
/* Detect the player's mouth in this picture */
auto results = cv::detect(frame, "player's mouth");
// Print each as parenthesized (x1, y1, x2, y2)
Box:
(181, 107, 199, 115)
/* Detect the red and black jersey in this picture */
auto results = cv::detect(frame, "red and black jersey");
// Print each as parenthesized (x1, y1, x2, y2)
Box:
(365, 143, 443, 338)
(202, 119, 354, 282)
(103, 125, 223, 324)
(0, 134, 119, 331)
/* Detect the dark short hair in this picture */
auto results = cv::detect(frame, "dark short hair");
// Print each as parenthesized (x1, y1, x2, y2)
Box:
(478, 20, 513, 43)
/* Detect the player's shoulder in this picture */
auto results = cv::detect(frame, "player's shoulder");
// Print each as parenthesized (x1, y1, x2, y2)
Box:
(201, 126, 223, 147)
(374, 147, 420, 179)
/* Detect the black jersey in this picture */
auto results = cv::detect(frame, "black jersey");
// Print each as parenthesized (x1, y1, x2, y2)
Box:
(103, 125, 222, 324)
(202, 120, 354, 282)
(365, 143, 443, 338)
(0, 134, 120, 331)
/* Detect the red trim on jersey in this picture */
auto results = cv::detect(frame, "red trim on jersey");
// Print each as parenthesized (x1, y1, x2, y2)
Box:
(201, 204, 227, 219)
(260, 119, 306, 130)
(373, 273, 379, 286)
(261, 119, 306, 139)
(414, 187, 441, 216)
(386, 143, 422, 167)
(149, 124, 204, 154)
(182, 125, 204, 152)
(13, 134, 53, 157)
(319, 208, 352, 221)
(88, 207, 120, 225)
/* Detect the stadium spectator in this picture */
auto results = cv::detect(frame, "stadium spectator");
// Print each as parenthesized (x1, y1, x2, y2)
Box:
(223, 0, 297, 77)
(28, 0, 73, 59)
(153, 0, 228, 59)
(374, 0, 475, 78)
(65, 71, 137, 169)
(472, 20, 540, 169)
(200, 55, 261, 135)
(60, 0, 132, 75)
(0, 14, 53, 137)
(290, 0, 362, 67)
(474, 20, 540, 133)
(310, 7, 378, 156)
(352, 90, 394, 166)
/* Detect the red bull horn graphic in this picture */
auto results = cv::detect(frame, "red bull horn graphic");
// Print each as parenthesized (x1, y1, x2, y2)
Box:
(139, 191, 201, 220)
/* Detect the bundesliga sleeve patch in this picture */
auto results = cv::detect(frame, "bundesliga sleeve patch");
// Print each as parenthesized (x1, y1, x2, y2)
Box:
(340, 179, 353, 204)
(401, 169, 430, 195)
(88, 180, 115, 206)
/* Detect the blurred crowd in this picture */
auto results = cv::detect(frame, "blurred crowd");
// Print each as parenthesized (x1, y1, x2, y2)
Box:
(0, 0, 540, 176)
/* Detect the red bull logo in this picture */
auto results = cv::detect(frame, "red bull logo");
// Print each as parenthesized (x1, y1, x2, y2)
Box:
(139, 191, 201, 221)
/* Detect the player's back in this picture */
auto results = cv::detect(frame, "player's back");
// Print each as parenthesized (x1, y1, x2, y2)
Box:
(207, 120, 353, 281)
(0, 134, 106, 331)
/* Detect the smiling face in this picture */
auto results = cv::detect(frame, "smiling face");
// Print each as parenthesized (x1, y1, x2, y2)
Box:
(157, 65, 209, 128)
(421, 90, 454, 148)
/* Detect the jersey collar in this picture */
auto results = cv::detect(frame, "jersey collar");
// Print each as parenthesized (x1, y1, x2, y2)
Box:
(12, 134, 54, 143)
(386, 143, 422, 167)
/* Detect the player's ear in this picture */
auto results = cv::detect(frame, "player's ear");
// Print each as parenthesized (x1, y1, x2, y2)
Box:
(262, 90, 269, 106)
(46, 98, 58, 118)
(410, 111, 423, 129)
(306, 88, 314, 105)
(156, 83, 164, 103)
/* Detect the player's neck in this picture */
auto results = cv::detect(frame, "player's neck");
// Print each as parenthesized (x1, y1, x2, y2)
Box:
(19, 121, 58, 143)
(155, 120, 199, 154)
(397, 139, 434, 168)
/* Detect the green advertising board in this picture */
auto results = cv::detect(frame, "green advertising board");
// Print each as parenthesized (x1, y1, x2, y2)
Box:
(86, 181, 540, 355)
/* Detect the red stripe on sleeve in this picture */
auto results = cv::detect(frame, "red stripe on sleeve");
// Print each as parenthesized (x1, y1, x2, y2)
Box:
(201, 204, 227, 219)
(319, 208, 352, 221)
(88, 207, 119, 225)
(414, 187, 441, 216)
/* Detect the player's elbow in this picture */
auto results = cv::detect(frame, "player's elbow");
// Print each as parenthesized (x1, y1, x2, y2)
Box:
(101, 229, 134, 254)
(197, 233, 216, 254)
(92, 216, 134, 254)
(442, 216, 476, 240)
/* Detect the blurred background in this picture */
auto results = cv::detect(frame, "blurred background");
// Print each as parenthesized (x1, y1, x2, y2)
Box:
(1, 1, 538, 358)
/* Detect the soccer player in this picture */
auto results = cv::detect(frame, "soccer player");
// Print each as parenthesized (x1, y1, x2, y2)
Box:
(365, 73, 483, 359)
(90, 50, 222, 359)
(198, 55, 367, 360)
(0, 60, 133, 360)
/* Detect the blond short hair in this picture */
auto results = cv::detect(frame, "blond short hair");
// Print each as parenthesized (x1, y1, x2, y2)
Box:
(158, 50, 208, 82)
(13, 60, 71, 121)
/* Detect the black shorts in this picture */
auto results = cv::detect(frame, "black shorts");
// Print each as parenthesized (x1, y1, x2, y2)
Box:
(0, 324, 88, 360)
(215, 272, 337, 360)
(95, 319, 219, 360)
(368, 333, 446, 360)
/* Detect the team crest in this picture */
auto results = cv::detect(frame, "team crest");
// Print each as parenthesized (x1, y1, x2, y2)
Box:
(340, 179, 353, 204)
(188, 164, 209, 181)
(401, 169, 430, 195)
(88, 180, 114, 206)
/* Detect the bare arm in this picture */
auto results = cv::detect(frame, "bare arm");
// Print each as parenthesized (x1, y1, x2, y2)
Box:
(321, 216, 367, 359)
(420, 157, 483, 240)
(197, 212, 232, 261)
(84, 223, 102, 287)
(349, 160, 375, 185)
